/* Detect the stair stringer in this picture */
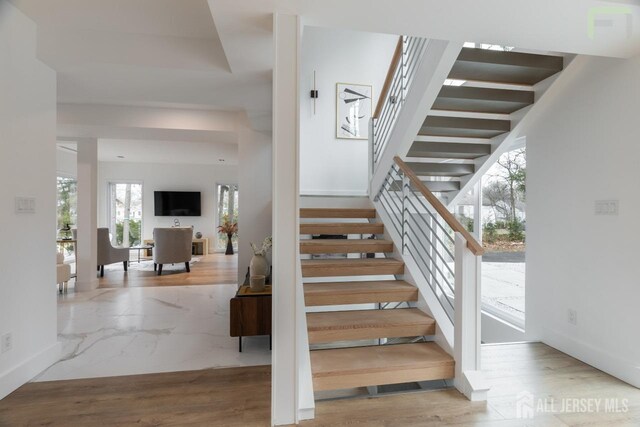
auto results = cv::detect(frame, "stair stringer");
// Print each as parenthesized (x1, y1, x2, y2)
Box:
(446, 54, 579, 208)
(370, 39, 464, 199)
(296, 256, 316, 420)
(374, 200, 454, 353)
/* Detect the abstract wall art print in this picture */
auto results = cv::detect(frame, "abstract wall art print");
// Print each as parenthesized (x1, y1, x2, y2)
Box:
(336, 83, 372, 140)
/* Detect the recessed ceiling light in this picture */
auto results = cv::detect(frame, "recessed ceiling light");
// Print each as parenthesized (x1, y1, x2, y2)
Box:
(117, 155, 125, 159)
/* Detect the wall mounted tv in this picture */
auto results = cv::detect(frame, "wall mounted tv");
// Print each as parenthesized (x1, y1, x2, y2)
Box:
(154, 191, 201, 216)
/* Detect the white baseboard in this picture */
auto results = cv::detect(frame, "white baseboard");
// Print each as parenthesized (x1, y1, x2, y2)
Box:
(0, 341, 62, 400)
(542, 328, 640, 389)
(298, 407, 315, 421)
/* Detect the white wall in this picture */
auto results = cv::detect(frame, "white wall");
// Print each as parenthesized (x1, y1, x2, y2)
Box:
(0, 0, 60, 399)
(56, 148, 77, 177)
(237, 124, 272, 283)
(97, 161, 237, 252)
(526, 55, 640, 388)
(299, 27, 396, 196)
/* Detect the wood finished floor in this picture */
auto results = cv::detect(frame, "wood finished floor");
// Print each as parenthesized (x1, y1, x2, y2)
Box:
(2, 343, 639, 426)
(99, 253, 238, 288)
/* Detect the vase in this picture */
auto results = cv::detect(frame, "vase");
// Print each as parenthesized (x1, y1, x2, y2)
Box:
(225, 234, 234, 255)
(250, 254, 269, 278)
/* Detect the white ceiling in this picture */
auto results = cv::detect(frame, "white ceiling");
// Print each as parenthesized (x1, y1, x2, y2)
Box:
(98, 139, 238, 165)
(58, 139, 238, 166)
(13, 0, 640, 165)
(11, 0, 269, 165)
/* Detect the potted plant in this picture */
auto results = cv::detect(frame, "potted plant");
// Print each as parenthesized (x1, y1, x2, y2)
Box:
(218, 220, 238, 255)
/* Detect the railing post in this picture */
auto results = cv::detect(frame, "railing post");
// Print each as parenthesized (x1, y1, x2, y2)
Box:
(401, 170, 408, 254)
(369, 118, 375, 187)
(453, 233, 488, 401)
(401, 36, 407, 105)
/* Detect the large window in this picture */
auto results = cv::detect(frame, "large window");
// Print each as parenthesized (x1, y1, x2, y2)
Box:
(481, 147, 526, 327)
(57, 176, 77, 231)
(216, 184, 238, 251)
(108, 182, 143, 247)
(57, 176, 77, 257)
(449, 147, 526, 328)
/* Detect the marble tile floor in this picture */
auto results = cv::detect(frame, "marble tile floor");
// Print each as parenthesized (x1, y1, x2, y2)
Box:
(37, 284, 271, 382)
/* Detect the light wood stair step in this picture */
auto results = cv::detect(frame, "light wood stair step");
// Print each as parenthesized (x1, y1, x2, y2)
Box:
(311, 342, 454, 391)
(407, 141, 491, 160)
(418, 116, 510, 139)
(304, 280, 418, 306)
(300, 222, 384, 235)
(301, 258, 404, 278)
(449, 47, 563, 86)
(432, 85, 534, 114)
(300, 239, 393, 255)
(307, 308, 435, 344)
(406, 161, 475, 177)
(300, 208, 376, 219)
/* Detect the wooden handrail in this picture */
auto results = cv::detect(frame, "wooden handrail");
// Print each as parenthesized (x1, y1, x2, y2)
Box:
(394, 156, 485, 256)
(373, 37, 403, 119)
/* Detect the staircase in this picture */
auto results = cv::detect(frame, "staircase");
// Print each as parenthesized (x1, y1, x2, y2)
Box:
(372, 40, 565, 206)
(300, 208, 454, 393)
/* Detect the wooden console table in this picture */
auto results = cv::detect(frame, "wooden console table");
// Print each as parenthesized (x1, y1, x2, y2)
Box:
(143, 237, 209, 257)
(230, 285, 272, 352)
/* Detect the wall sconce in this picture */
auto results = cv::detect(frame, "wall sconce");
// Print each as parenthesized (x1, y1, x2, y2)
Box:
(310, 71, 318, 115)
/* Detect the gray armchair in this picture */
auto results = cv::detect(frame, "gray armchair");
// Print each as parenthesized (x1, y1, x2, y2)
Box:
(97, 228, 129, 277)
(153, 228, 193, 276)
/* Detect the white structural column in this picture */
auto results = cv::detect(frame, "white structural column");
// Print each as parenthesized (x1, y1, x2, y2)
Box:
(75, 138, 99, 291)
(454, 233, 489, 401)
(271, 13, 301, 426)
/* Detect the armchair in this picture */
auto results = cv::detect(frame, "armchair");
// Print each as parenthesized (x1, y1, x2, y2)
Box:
(152, 227, 193, 276)
(56, 252, 71, 293)
(97, 227, 129, 277)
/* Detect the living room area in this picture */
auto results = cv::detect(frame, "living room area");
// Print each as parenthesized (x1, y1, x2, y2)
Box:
(56, 138, 241, 290)
(48, 137, 273, 382)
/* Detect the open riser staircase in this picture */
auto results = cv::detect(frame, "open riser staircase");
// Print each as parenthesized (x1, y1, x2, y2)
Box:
(297, 38, 569, 406)
(372, 37, 567, 208)
(300, 208, 455, 393)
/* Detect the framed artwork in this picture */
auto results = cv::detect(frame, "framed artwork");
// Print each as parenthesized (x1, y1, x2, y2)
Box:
(336, 83, 372, 140)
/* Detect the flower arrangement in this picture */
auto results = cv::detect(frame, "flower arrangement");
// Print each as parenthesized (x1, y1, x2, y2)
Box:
(251, 236, 272, 256)
(217, 220, 238, 236)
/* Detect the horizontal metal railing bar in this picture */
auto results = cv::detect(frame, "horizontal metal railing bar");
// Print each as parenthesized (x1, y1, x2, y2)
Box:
(403, 226, 455, 295)
(405, 186, 455, 244)
(404, 214, 456, 272)
(378, 193, 402, 237)
(395, 156, 484, 255)
(403, 236, 455, 322)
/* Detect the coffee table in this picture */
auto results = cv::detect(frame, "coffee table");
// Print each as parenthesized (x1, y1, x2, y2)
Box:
(129, 245, 153, 263)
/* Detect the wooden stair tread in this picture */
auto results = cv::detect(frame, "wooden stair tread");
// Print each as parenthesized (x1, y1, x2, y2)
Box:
(300, 208, 376, 219)
(311, 342, 454, 391)
(300, 222, 384, 235)
(300, 239, 393, 254)
(302, 258, 402, 267)
(304, 280, 418, 306)
(301, 258, 404, 278)
(307, 308, 435, 343)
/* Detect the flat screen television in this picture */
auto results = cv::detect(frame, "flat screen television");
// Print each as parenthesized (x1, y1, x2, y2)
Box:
(154, 191, 201, 216)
